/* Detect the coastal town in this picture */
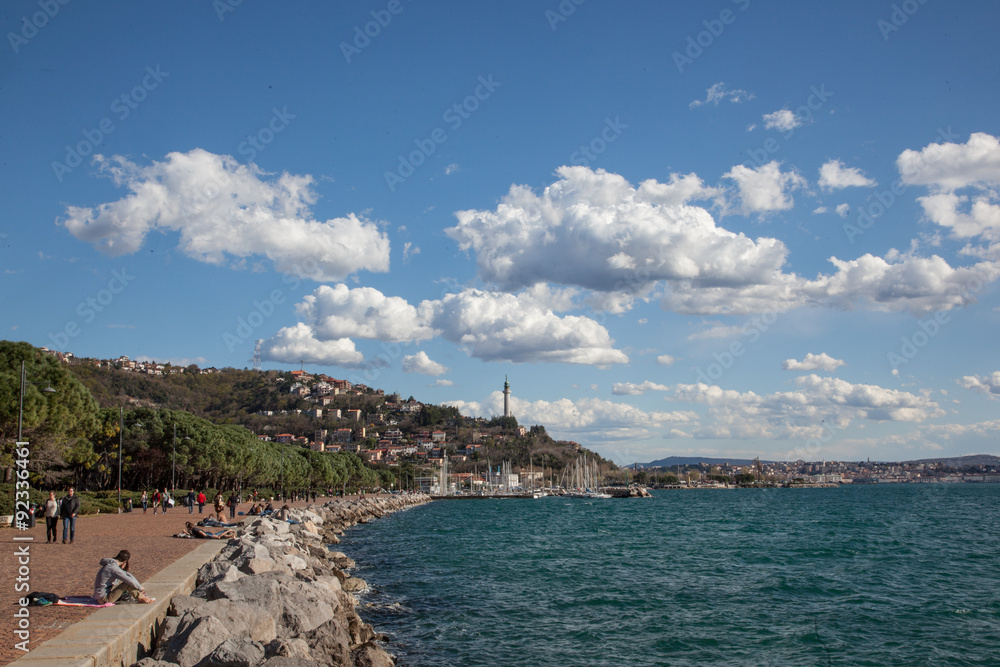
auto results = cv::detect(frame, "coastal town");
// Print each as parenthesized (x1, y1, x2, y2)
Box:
(37, 347, 1000, 492)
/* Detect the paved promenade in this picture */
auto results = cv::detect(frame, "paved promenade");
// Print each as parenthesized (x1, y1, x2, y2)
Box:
(0, 496, 327, 666)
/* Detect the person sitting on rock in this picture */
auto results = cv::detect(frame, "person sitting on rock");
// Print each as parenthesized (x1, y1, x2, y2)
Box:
(275, 504, 291, 520)
(247, 502, 263, 515)
(184, 522, 236, 539)
(93, 549, 154, 604)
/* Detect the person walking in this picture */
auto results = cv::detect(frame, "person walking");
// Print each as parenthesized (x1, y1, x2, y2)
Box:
(59, 487, 80, 544)
(213, 493, 225, 521)
(43, 491, 59, 543)
(186, 489, 196, 514)
(161, 488, 170, 514)
(152, 489, 161, 515)
(227, 492, 239, 520)
(140, 490, 148, 513)
(197, 490, 206, 514)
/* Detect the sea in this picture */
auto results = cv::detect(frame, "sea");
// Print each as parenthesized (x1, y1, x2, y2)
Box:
(343, 484, 1000, 666)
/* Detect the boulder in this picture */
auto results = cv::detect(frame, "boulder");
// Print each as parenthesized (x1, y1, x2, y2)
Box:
(196, 561, 245, 587)
(156, 613, 232, 667)
(352, 641, 396, 667)
(342, 577, 367, 592)
(240, 557, 276, 575)
(202, 637, 265, 667)
(131, 659, 179, 667)
(260, 657, 319, 667)
(264, 637, 313, 660)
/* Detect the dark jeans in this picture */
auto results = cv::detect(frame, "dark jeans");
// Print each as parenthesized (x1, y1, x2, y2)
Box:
(198, 503, 204, 514)
(61, 515, 76, 542)
(229, 506, 236, 519)
(45, 516, 58, 542)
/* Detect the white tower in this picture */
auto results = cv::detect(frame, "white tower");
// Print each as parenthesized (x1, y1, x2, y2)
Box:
(503, 375, 511, 418)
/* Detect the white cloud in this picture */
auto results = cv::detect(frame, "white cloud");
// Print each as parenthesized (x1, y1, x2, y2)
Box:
(835, 203, 850, 218)
(449, 392, 697, 445)
(957, 371, 1000, 398)
(782, 352, 845, 372)
(667, 375, 944, 441)
(261, 323, 364, 367)
(61, 149, 390, 281)
(295, 284, 434, 342)
(447, 166, 787, 294)
(656, 354, 676, 366)
(689, 82, 754, 108)
(898, 133, 1000, 242)
(432, 379, 455, 387)
(813, 206, 828, 214)
(426, 288, 629, 365)
(723, 161, 806, 213)
(818, 160, 877, 190)
(611, 381, 670, 395)
(762, 109, 801, 132)
(402, 351, 449, 376)
(445, 163, 460, 175)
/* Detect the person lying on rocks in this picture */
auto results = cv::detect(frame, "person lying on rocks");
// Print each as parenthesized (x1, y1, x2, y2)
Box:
(94, 549, 154, 604)
(185, 522, 237, 539)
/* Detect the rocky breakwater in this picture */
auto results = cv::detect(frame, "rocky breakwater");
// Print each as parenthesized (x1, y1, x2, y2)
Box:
(133, 494, 430, 667)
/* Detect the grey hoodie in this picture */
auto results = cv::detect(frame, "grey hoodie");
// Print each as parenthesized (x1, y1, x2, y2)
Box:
(93, 557, 143, 601)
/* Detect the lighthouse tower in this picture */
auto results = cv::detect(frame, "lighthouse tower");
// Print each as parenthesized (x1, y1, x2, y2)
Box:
(503, 375, 511, 418)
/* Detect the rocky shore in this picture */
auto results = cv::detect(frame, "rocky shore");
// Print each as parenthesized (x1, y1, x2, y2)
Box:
(131, 494, 430, 667)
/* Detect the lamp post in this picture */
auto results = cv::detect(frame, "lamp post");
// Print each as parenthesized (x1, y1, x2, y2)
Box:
(17, 360, 56, 442)
(171, 424, 189, 492)
(118, 407, 143, 511)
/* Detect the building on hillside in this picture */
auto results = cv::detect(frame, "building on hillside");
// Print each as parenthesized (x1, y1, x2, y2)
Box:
(276, 433, 294, 444)
(333, 428, 353, 442)
(432, 430, 446, 442)
(345, 409, 362, 421)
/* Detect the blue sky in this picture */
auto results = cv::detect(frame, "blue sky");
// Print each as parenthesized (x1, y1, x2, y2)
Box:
(4, 0, 999, 464)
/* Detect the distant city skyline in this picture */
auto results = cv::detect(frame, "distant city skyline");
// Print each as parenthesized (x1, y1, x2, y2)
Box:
(4, 1, 999, 464)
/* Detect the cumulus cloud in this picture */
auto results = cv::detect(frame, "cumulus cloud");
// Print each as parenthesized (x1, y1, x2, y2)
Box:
(656, 354, 676, 366)
(295, 284, 435, 342)
(449, 391, 697, 444)
(426, 288, 628, 365)
(611, 381, 670, 395)
(689, 82, 754, 108)
(61, 149, 390, 281)
(261, 323, 364, 367)
(957, 371, 1000, 398)
(762, 109, 801, 132)
(818, 160, 877, 190)
(402, 351, 449, 376)
(447, 166, 788, 294)
(898, 132, 1000, 242)
(667, 375, 944, 440)
(723, 161, 806, 213)
(782, 352, 845, 372)
(835, 203, 850, 218)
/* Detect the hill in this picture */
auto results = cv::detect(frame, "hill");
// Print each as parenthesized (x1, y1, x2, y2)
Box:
(640, 456, 767, 468)
(901, 454, 1000, 467)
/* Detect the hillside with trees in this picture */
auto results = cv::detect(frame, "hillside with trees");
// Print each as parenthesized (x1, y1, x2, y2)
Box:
(2, 342, 614, 509)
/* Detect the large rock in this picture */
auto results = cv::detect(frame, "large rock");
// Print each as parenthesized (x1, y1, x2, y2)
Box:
(342, 577, 367, 592)
(156, 614, 232, 667)
(202, 637, 265, 667)
(264, 637, 313, 660)
(352, 641, 396, 667)
(131, 659, 179, 667)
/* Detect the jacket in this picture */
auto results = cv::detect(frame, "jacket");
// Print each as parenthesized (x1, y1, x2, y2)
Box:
(93, 558, 143, 601)
(59, 494, 80, 518)
(44, 499, 59, 519)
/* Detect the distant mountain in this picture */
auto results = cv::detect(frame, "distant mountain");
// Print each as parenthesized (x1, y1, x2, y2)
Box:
(902, 454, 1000, 467)
(638, 456, 769, 468)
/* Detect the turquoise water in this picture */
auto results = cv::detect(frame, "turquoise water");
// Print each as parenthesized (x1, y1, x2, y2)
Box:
(344, 485, 1000, 666)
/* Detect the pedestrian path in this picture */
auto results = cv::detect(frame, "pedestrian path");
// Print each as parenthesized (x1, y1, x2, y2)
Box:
(0, 496, 325, 666)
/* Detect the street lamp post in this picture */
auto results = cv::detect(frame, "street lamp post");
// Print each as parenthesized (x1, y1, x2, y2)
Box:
(172, 424, 177, 492)
(17, 360, 56, 442)
(118, 407, 143, 511)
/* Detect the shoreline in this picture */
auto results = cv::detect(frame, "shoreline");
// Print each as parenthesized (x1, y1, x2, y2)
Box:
(138, 493, 431, 666)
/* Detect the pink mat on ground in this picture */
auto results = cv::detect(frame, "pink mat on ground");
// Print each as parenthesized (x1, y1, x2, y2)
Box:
(55, 596, 117, 607)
